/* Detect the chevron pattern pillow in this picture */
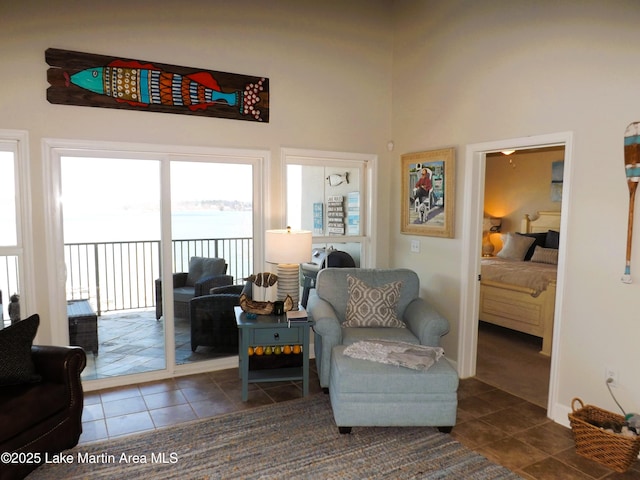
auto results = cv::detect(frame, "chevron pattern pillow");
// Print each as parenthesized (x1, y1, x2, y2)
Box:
(343, 275, 405, 328)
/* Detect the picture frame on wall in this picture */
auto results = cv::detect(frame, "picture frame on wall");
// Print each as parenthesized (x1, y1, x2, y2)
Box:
(401, 147, 455, 238)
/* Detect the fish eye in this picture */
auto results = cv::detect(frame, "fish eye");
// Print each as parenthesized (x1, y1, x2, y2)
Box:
(92, 70, 99, 78)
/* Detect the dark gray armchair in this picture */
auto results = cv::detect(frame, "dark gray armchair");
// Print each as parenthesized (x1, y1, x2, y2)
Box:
(189, 282, 251, 353)
(155, 257, 232, 320)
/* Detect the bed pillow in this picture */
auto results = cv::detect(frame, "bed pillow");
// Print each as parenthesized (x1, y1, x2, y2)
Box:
(530, 246, 559, 265)
(343, 275, 405, 328)
(497, 233, 536, 261)
(0, 314, 41, 386)
(545, 230, 560, 249)
(516, 232, 547, 261)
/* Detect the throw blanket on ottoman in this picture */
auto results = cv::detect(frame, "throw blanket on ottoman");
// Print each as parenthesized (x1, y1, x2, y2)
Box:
(343, 340, 444, 371)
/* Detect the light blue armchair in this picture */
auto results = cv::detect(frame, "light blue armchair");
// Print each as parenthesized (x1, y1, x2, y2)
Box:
(307, 268, 450, 389)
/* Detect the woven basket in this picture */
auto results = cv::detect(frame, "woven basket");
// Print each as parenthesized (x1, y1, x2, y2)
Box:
(568, 398, 640, 473)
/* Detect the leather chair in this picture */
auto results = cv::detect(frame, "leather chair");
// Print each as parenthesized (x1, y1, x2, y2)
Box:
(155, 256, 233, 319)
(189, 282, 251, 353)
(0, 342, 86, 480)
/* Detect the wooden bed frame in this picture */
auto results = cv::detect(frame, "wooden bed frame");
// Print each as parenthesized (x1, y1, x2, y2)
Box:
(479, 211, 560, 356)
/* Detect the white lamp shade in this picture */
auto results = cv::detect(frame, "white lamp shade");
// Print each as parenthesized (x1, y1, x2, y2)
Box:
(265, 228, 312, 265)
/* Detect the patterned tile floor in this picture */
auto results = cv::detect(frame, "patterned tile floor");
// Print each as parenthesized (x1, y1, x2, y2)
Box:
(82, 309, 231, 380)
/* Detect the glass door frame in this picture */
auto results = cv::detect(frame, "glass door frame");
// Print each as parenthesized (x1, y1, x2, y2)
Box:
(43, 138, 268, 391)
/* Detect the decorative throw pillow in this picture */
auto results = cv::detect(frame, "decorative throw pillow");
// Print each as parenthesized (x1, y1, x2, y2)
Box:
(0, 313, 41, 386)
(516, 232, 547, 261)
(343, 276, 405, 328)
(497, 233, 535, 261)
(545, 230, 560, 249)
(530, 246, 559, 265)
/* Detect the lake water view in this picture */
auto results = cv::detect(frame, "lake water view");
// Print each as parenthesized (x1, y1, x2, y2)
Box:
(64, 209, 253, 243)
(61, 209, 255, 312)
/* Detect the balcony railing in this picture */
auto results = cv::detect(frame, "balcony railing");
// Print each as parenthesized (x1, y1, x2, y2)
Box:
(64, 237, 253, 315)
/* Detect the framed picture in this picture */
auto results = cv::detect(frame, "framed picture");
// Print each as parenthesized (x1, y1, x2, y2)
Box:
(401, 147, 455, 237)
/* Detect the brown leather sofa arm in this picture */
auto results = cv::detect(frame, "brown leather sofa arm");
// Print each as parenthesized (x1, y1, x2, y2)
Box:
(30, 345, 86, 385)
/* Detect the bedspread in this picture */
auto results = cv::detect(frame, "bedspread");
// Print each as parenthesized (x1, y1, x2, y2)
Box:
(481, 258, 557, 297)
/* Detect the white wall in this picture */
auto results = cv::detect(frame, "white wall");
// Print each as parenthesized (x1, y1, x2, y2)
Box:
(0, 0, 393, 340)
(392, 0, 640, 418)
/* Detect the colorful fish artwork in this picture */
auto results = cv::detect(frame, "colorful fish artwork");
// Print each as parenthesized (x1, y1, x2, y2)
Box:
(46, 48, 269, 122)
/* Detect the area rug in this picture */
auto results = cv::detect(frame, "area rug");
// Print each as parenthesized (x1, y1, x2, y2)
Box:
(29, 394, 521, 479)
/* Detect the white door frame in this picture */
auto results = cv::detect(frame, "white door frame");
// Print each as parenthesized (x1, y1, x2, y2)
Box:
(458, 131, 573, 422)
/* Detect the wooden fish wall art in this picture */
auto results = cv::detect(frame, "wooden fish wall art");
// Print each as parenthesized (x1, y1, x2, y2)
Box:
(326, 172, 349, 187)
(46, 48, 269, 123)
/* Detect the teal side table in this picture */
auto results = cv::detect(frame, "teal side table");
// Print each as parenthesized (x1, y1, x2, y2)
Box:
(234, 306, 313, 402)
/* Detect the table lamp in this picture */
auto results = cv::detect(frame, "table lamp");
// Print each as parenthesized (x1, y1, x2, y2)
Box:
(265, 227, 312, 310)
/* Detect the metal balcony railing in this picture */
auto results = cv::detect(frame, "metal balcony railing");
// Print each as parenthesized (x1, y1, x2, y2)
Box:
(64, 237, 253, 315)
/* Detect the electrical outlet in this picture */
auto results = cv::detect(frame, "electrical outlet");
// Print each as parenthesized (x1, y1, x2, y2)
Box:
(605, 367, 618, 387)
(411, 240, 420, 253)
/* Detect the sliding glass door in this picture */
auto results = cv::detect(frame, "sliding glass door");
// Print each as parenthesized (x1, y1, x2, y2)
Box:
(46, 140, 265, 386)
(169, 160, 253, 365)
(61, 157, 164, 380)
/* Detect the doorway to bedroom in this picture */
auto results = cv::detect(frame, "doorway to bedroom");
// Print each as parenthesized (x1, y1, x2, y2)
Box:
(475, 146, 565, 408)
(458, 131, 573, 421)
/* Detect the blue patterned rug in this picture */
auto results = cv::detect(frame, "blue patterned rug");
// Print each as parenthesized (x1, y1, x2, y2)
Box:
(29, 394, 520, 479)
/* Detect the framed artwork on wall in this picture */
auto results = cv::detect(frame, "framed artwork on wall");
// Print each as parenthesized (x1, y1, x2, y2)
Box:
(550, 160, 564, 202)
(401, 147, 455, 238)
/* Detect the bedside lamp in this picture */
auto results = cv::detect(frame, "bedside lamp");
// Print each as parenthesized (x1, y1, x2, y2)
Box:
(265, 227, 312, 310)
(482, 231, 495, 257)
(482, 217, 502, 257)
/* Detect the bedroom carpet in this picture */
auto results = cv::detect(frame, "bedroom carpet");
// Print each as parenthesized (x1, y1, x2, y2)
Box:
(476, 322, 550, 408)
(28, 393, 521, 480)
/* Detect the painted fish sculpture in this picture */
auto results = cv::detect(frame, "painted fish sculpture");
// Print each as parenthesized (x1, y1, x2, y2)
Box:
(239, 293, 293, 315)
(244, 272, 278, 288)
(64, 59, 266, 121)
(326, 172, 349, 187)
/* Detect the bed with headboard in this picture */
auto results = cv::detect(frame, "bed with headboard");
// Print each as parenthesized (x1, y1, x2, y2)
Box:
(479, 211, 561, 356)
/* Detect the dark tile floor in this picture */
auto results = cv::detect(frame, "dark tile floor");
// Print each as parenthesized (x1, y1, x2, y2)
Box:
(80, 365, 640, 479)
(78, 313, 639, 478)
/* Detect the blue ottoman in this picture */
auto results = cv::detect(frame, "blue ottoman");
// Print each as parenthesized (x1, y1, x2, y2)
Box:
(329, 345, 459, 434)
